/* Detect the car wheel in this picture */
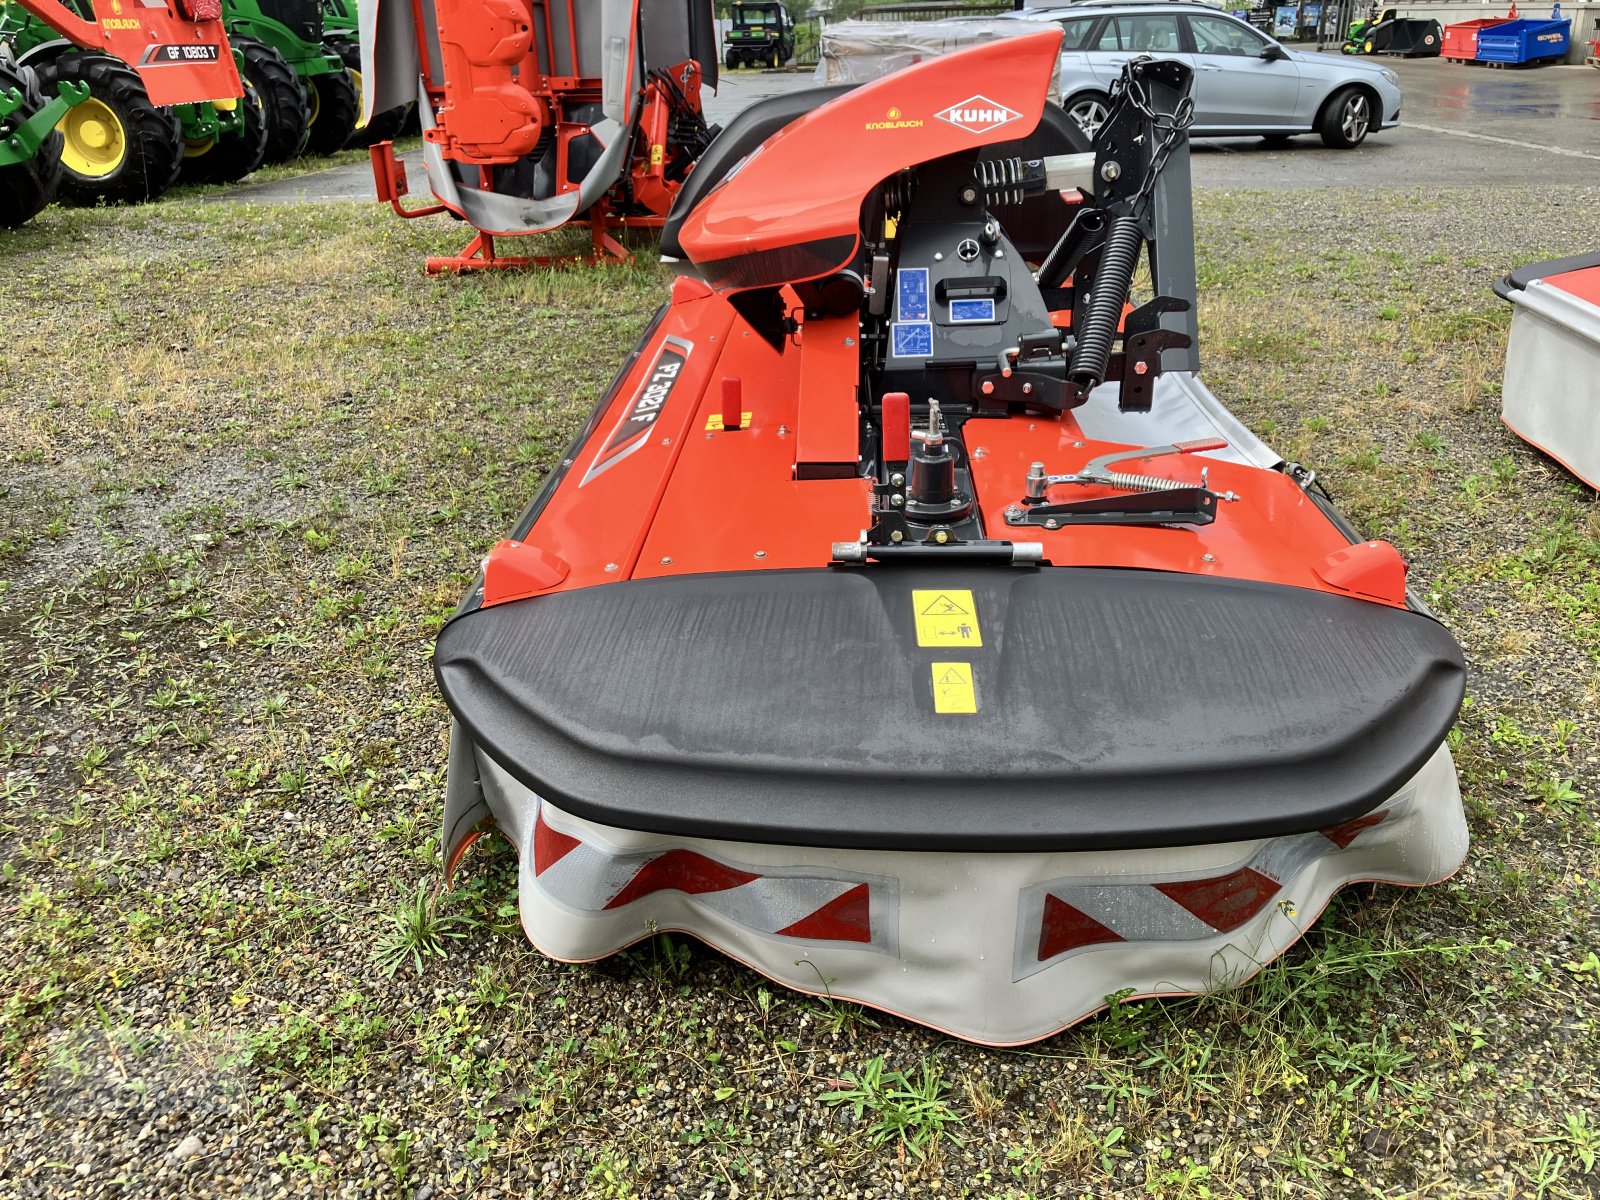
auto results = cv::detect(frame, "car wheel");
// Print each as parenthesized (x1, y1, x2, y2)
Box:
(1065, 92, 1111, 140)
(1318, 86, 1372, 149)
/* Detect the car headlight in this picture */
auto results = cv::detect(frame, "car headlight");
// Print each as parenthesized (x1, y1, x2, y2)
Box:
(1380, 68, 1399, 85)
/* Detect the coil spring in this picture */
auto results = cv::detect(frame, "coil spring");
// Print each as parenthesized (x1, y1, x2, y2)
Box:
(880, 171, 916, 214)
(976, 156, 1024, 207)
(1091, 471, 1186, 494)
(1068, 215, 1142, 389)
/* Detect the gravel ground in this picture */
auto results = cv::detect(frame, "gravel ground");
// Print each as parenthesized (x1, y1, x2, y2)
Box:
(1, 185, 1598, 1200)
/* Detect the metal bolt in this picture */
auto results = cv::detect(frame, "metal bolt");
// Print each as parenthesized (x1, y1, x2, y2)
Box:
(1022, 382, 1033, 395)
(890, 472, 905, 487)
(1100, 160, 1121, 182)
(934, 530, 950, 544)
(890, 494, 905, 507)
(1202, 553, 1216, 563)
(934, 252, 943, 262)
(777, 425, 789, 437)
(1045, 519, 1060, 530)
(1006, 506, 1022, 520)
(844, 337, 855, 347)
(1134, 361, 1148, 376)
(604, 562, 618, 572)
(660, 556, 673, 565)
(1073, 440, 1086, 449)
(890, 530, 904, 543)
(660, 437, 672, 445)
(981, 380, 995, 396)
(972, 447, 987, 460)
(755, 550, 767, 559)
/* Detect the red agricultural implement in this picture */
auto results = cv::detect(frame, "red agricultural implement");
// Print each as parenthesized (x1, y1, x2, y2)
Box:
(7, 0, 242, 108)
(2, 0, 256, 205)
(363, 0, 718, 273)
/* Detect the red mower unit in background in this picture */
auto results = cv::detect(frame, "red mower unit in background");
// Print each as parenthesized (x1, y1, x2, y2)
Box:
(363, 0, 718, 274)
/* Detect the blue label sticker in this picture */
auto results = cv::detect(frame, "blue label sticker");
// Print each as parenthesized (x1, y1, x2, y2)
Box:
(891, 322, 934, 358)
(949, 298, 997, 324)
(896, 268, 929, 322)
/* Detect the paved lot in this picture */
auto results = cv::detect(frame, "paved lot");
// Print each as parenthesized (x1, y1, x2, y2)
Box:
(224, 54, 1600, 205)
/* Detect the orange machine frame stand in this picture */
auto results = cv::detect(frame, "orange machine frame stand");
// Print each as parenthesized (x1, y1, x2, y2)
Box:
(369, 140, 661, 274)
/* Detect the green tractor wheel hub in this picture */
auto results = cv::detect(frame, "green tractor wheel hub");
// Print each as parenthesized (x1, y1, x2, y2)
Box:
(0, 79, 89, 168)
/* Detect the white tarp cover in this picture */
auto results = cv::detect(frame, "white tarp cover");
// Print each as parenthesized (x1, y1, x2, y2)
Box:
(458, 740, 1464, 1045)
(818, 17, 1063, 97)
(1503, 273, 1600, 489)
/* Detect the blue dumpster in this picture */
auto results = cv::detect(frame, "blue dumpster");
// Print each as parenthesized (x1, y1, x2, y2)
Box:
(1476, 5, 1571, 63)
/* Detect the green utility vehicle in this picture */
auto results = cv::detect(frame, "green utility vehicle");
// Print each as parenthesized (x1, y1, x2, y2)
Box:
(223, 0, 354, 159)
(723, 1, 792, 69)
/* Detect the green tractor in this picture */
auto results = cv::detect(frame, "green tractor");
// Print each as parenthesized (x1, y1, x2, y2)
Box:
(222, 0, 355, 160)
(0, 0, 268, 204)
(0, 40, 78, 225)
(319, 0, 410, 147)
(723, 1, 793, 69)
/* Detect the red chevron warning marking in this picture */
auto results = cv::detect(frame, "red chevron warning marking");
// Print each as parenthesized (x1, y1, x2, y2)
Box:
(1029, 807, 1398, 970)
(534, 815, 581, 873)
(1319, 811, 1388, 849)
(530, 808, 885, 947)
(604, 850, 761, 909)
(1157, 866, 1280, 932)
(1039, 892, 1125, 960)
(777, 883, 871, 942)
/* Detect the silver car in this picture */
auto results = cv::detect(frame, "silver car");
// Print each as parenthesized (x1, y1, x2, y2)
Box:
(1015, 1, 1403, 148)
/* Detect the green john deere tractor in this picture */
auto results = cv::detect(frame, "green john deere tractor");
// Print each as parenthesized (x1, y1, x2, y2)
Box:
(0, 0, 268, 204)
(0, 39, 78, 225)
(319, 0, 410, 147)
(222, 0, 355, 159)
(724, 1, 793, 69)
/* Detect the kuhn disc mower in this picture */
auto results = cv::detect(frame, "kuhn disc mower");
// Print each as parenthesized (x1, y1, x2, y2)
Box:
(433, 32, 1469, 1044)
(363, 0, 719, 273)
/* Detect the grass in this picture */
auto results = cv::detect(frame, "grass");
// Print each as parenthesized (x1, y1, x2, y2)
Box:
(1, 185, 1598, 1197)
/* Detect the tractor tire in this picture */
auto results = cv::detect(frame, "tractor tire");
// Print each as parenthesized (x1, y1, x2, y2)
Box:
(33, 52, 182, 206)
(232, 35, 308, 163)
(303, 67, 359, 157)
(0, 50, 63, 228)
(327, 37, 410, 149)
(1317, 85, 1374, 149)
(180, 77, 270, 185)
(724, 49, 738, 70)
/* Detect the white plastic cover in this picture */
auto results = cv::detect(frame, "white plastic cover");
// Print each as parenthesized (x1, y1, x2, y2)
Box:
(818, 18, 1063, 98)
(1502, 275, 1600, 489)
(460, 741, 1464, 1045)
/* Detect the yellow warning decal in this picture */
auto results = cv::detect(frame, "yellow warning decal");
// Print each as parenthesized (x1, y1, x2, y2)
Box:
(704, 411, 752, 431)
(931, 662, 977, 714)
(912, 589, 982, 647)
(650, 144, 665, 165)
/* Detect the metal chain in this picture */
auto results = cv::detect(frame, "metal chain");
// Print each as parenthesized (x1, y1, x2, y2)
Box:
(1108, 57, 1196, 218)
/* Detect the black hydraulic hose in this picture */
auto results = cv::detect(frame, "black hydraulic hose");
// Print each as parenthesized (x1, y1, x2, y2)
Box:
(1068, 215, 1142, 393)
